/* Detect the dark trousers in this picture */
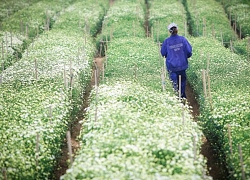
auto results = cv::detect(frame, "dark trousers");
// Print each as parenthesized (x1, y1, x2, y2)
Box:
(168, 70, 187, 98)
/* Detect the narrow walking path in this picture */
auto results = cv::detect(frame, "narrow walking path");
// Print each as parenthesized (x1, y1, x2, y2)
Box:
(53, 63, 95, 179)
(186, 82, 229, 180)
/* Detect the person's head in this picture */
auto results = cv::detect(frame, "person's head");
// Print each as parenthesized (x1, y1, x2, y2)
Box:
(168, 23, 178, 35)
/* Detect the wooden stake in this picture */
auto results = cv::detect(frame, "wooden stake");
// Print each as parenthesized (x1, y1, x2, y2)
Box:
(161, 69, 165, 91)
(2, 168, 7, 180)
(94, 68, 98, 122)
(104, 40, 108, 68)
(202, 69, 207, 98)
(238, 144, 246, 180)
(66, 131, 73, 166)
(179, 75, 181, 99)
(102, 62, 104, 82)
(26, 24, 29, 39)
(207, 73, 213, 109)
(157, 20, 159, 43)
(182, 105, 185, 125)
(20, 19, 24, 35)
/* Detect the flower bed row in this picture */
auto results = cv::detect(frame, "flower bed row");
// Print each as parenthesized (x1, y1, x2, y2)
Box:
(147, 0, 249, 179)
(0, 0, 75, 73)
(0, 0, 109, 179)
(216, 0, 250, 38)
(187, 37, 250, 180)
(62, 0, 211, 179)
(185, 0, 237, 43)
(0, 0, 40, 23)
(148, 0, 188, 43)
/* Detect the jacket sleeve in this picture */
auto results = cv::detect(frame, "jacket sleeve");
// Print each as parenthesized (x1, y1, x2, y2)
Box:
(161, 40, 168, 57)
(185, 39, 192, 58)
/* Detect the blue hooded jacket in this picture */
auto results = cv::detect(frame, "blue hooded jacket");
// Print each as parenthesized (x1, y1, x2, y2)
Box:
(161, 34, 192, 72)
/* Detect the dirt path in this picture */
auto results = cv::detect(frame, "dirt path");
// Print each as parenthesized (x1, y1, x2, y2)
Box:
(186, 82, 229, 180)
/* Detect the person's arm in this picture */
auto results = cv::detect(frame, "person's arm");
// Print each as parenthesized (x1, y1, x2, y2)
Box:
(161, 40, 168, 58)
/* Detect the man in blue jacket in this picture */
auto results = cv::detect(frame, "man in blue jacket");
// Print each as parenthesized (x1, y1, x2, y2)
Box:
(161, 22, 192, 99)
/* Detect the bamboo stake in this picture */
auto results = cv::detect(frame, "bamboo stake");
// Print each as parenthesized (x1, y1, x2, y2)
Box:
(185, 21, 187, 37)
(102, 62, 104, 82)
(151, 27, 154, 40)
(161, 68, 165, 91)
(20, 19, 24, 35)
(158, 42, 162, 68)
(247, 38, 250, 61)
(206, 56, 213, 109)
(230, 40, 234, 53)
(0, 65, 2, 83)
(94, 66, 98, 122)
(238, 144, 246, 180)
(179, 75, 181, 99)
(69, 61, 73, 98)
(26, 24, 29, 39)
(66, 131, 73, 166)
(182, 105, 185, 125)
(157, 20, 159, 43)
(207, 73, 213, 109)
(2, 168, 7, 180)
(104, 39, 108, 68)
(202, 69, 207, 98)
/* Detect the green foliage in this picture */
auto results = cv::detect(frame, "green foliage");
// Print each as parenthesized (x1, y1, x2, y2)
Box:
(185, 0, 238, 43)
(0, 0, 109, 178)
(148, 0, 189, 42)
(216, 0, 250, 38)
(62, 1, 211, 179)
(187, 37, 250, 179)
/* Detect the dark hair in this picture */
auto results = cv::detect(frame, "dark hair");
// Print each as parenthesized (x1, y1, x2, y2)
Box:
(169, 27, 178, 34)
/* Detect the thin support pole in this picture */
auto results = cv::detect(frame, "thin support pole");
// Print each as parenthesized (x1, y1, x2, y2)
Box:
(66, 131, 73, 166)
(238, 144, 246, 180)
(179, 75, 181, 99)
